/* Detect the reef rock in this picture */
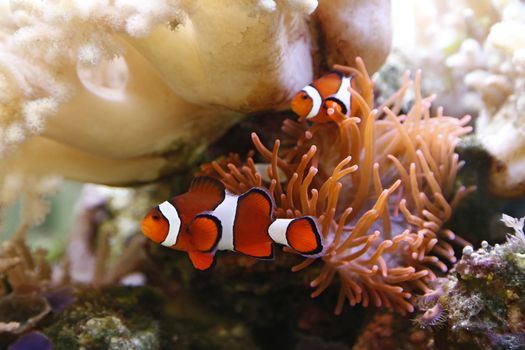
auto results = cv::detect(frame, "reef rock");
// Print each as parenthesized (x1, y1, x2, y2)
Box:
(415, 215, 525, 350)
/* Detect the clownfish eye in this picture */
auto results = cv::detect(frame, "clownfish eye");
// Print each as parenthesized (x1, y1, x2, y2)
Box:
(301, 92, 308, 100)
(152, 214, 161, 221)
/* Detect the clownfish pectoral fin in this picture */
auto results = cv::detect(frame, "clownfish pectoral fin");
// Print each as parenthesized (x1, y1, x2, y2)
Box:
(286, 216, 323, 255)
(189, 213, 221, 252)
(188, 251, 216, 270)
(233, 188, 274, 259)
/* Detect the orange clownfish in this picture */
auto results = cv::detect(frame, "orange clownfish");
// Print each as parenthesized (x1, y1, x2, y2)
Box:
(141, 177, 324, 270)
(291, 71, 359, 123)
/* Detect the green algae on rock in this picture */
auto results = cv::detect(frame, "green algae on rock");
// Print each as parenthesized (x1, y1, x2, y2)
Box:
(43, 286, 259, 350)
(44, 287, 163, 350)
(78, 316, 159, 350)
(415, 215, 525, 350)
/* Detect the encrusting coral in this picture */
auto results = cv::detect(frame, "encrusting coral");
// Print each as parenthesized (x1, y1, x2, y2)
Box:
(203, 58, 473, 314)
(415, 214, 525, 350)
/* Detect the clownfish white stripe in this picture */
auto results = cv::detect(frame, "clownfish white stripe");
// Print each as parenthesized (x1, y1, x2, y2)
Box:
(214, 194, 238, 251)
(268, 218, 293, 246)
(333, 76, 352, 116)
(302, 85, 322, 119)
(158, 201, 181, 247)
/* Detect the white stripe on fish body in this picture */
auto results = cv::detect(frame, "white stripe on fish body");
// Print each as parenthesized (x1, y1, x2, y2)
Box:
(158, 201, 181, 247)
(302, 85, 322, 119)
(213, 194, 238, 251)
(268, 218, 294, 247)
(332, 76, 352, 116)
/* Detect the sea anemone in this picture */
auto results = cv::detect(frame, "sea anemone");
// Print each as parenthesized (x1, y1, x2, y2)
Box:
(203, 58, 473, 314)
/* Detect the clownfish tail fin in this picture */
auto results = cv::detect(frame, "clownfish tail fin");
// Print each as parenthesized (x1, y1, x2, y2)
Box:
(286, 216, 324, 256)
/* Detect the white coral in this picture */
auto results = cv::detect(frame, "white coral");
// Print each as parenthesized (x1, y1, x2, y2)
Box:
(390, 0, 525, 197)
(0, 0, 393, 223)
(467, 0, 525, 197)
(0, 0, 184, 152)
(501, 213, 525, 244)
(387, 0, 497, 116)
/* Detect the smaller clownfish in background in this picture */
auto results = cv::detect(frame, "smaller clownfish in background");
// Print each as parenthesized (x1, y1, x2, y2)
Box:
(141, 177, 324, 270)
(291, 71, 359, 123)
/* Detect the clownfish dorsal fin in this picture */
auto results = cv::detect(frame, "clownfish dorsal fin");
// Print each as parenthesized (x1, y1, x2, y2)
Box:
(286, 216, 323, 255)
(188, 251, 216, 270)
(189, 176, 225, 198)
(312, 72, 344, 97)
(174, 177, 226, 219)
(233, 188, 274, 259)
(189, 213, 222, 252)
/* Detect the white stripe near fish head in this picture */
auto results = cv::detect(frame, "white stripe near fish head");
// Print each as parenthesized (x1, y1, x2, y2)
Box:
(158, 201, 181, 247)
(301, 85, 322, 119)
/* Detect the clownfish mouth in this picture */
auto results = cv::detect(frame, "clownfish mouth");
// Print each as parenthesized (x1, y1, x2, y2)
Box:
(141, 219, 159, 243)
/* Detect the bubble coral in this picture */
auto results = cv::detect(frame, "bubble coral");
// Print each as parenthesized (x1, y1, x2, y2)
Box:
(203, 59, 473, 314)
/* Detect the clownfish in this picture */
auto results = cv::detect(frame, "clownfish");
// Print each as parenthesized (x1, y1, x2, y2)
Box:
(141, 176, 324, 270)
(291, 71, 359, 123)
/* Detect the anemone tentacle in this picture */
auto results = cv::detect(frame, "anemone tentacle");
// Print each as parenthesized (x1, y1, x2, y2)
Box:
(202, 58, 472, 314)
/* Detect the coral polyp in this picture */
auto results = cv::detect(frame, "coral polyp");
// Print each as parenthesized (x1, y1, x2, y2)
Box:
(204, 58, 473, 314)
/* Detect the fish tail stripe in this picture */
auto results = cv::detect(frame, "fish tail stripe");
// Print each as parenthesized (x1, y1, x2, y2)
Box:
(189, 213, 222, 252)
(302, 85, 322, 119)
(286, 216, 323, 255)
(158, 201, 181, 247)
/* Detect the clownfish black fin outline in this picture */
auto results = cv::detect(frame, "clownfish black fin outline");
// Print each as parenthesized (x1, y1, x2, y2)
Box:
(189, 213, 222, 252)
(286, 216, 324, 256)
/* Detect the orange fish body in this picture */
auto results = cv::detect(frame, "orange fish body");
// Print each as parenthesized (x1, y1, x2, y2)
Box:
(291, 71, 359, 123)
(141, 177, 324, 270)
(141, 177, 225, 269)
